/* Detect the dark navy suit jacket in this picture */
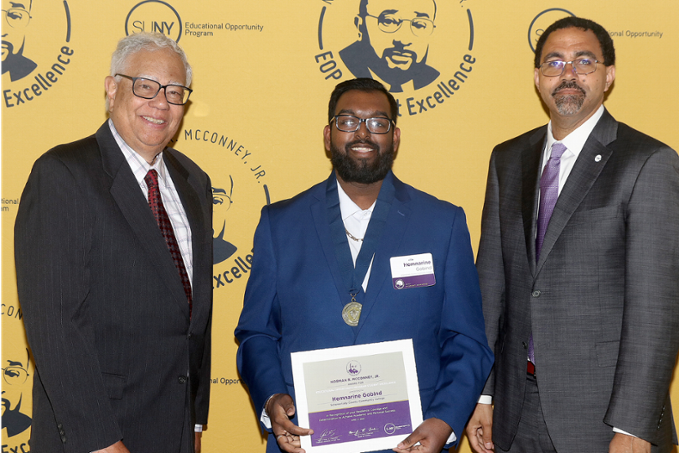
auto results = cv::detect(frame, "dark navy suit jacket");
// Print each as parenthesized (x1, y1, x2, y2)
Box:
(236, 171, 493, 453)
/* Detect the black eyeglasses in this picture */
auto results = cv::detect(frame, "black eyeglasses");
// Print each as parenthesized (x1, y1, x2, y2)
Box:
(2, 366, 29, 385)
(115, 74, 192, 105)
(332, 115, 394, 134)
(539, 58, 599, 77)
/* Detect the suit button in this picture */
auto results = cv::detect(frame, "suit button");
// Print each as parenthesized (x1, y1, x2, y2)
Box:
(532, 290, 541, 297)
(57, 423, 63, 429)
(61, 435, 67, 443)
(522, 342, 528, 349)
(178, 376, 187, 384)
(187, 333, 192, 339)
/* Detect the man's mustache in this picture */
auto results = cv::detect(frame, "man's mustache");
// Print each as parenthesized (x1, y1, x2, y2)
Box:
(346, 138, 379, 151)
(552, 80, 586, 97)
(2, 41, 15, 51)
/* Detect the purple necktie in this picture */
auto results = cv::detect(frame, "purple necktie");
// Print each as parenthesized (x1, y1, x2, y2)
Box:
(145, 169, 192, 318)
(535, 142, 567, 261)
(529, 142, 567, 364)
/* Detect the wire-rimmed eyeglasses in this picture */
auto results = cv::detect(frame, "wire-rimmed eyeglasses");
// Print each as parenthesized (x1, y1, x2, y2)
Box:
(365, 12, 435, 37)
(2, 366, 29, 385)
(2, 8, 31, 29)
(539, 58, 599, 77)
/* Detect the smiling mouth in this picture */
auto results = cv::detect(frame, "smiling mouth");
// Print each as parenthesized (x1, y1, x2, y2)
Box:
(143, 116, 165, 125)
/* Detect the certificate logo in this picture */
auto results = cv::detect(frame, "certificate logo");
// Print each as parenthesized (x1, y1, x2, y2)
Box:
(395, 279, 404, 290)
(346, 360, 361, 376)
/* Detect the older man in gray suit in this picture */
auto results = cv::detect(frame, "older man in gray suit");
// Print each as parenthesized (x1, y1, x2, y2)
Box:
(466, 17, 679, 453)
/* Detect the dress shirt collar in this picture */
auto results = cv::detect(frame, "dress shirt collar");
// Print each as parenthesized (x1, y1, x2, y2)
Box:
(108, 119, 169, 190)
(545, 104, 605, 158)
(337, 179, 376, 222)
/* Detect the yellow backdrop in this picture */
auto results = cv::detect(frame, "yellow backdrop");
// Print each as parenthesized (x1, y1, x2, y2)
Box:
(2, 1, 677, 452)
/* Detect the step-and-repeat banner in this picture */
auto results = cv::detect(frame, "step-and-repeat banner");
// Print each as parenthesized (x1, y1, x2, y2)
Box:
(2, 1, 677, 451)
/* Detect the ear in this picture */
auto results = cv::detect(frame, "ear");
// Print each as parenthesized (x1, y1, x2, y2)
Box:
(604, 65, 616, 92)
(104, 76, 118, 111)
(324, 124, 332, 152)
(534, 67, 541, 91)
(354, 15, 364, 30)
(392, 127, 401, 153)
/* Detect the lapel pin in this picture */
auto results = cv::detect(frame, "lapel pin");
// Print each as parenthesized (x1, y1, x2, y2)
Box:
(595, 155, 602, 162)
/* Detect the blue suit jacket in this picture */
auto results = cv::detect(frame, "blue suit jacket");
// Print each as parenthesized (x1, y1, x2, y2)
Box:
(235, 171, 493, 452)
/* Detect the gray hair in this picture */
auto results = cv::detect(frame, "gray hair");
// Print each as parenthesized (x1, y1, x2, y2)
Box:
(107, 33, 192, 110)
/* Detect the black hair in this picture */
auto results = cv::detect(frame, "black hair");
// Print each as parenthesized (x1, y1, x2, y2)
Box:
(534, 17, 615, 68)
(328, 78, 398, 124)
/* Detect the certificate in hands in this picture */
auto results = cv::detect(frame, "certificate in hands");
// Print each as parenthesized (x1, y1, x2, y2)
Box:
(291, 339, 423, 453)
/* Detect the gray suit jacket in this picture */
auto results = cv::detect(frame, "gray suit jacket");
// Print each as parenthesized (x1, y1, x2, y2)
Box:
(15, 122, 213, 453)
(477, 109, 679, 452)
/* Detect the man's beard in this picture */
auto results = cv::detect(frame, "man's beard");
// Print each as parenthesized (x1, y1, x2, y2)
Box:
(552, 80, 586, 115)
(331, 138, 394, 184)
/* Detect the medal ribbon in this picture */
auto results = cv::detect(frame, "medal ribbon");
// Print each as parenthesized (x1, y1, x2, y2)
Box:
(326, 171, 395, 328)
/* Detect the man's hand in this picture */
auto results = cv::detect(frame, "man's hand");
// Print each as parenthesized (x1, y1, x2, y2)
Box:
(466, 403, 494, 453)
(393, 417, 452, 452)
(93, 440, 130, 453)
(195, 431, 202, 453)
(266, 393, 314, 453)
(609, 433, 651, 453)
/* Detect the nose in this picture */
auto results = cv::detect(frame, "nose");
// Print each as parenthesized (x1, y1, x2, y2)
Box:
(150, 87, 171, 109)
(355, 120, 371, 138)
(562, 61, 577, 78)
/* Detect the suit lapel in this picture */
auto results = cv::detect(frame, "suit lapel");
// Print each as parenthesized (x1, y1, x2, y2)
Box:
(522, 128, 547, 276)
(97, 123, 191, 319)
(310, 175, 353, 317)
(536, 110, 618, 272)
(355, 173, 411, 337)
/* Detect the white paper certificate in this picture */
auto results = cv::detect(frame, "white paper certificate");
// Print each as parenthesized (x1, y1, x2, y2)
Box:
(291, 339, 423, 453)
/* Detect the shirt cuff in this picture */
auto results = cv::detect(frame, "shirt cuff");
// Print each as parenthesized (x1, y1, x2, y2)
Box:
(613, 427, 638, 438)
(478, 395, 493, 404)
(260, 394, 276, 430)
(194, 425, 203, 433)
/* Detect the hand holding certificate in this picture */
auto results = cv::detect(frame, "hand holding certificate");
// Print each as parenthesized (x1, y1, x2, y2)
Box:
(291, 340, 424, 453)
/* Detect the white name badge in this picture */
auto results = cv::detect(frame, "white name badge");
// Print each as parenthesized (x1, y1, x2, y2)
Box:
(389, 253, 435, 290)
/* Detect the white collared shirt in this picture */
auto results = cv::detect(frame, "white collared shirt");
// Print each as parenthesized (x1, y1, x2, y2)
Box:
(541, 104, 605, 193)
(108, 119, 193, 284)
(337, 180, 375, 292)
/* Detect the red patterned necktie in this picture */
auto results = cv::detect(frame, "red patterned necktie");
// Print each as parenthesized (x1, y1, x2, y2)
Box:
(145, 169, 192, 317)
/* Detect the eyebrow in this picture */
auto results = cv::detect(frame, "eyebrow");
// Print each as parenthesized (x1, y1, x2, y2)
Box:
(378, 8, 431, 19)
(6, 360, 23, 367)
(337, 108, 390, 118)
(136, 74, 187, 86)
(10, 2, 28, 9)
(542, 50, 598, 62)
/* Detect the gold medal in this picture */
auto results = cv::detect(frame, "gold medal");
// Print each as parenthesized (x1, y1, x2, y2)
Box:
(342, 295, 362, 326)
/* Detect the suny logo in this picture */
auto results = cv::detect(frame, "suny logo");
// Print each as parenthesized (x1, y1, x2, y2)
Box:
(125, 0, 182, 42)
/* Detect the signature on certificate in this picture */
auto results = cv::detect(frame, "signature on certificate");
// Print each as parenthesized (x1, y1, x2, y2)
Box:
(349, 427, 378, 438)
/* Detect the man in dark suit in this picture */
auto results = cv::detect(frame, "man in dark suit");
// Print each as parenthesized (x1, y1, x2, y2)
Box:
(14, 32, 212, 453)
(466, 17, 679, 453)
(235, 78, 493, 453)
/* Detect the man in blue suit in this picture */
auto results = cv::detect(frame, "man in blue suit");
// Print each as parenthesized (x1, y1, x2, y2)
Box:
(235, 78, 493, 453)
